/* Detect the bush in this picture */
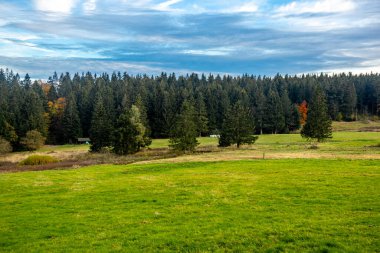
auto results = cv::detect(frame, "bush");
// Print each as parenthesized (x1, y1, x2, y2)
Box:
(21, 130, 46, 151)
(0, 137, 12, 154)
(19, 155, 58, 166)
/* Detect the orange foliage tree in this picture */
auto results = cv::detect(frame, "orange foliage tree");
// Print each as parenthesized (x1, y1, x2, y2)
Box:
(298, 100, 308, 125)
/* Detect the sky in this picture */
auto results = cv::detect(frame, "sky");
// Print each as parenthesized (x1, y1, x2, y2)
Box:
(0, 0, 379, 79)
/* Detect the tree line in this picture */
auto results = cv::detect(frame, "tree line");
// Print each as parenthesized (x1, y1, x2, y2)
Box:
(0, 69, 379, 152)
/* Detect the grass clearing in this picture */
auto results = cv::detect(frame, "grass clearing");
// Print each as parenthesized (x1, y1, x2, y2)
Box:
(0, 159, 379, 252)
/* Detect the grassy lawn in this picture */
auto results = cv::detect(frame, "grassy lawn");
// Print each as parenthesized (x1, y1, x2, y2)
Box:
(0, 160, 379, 252)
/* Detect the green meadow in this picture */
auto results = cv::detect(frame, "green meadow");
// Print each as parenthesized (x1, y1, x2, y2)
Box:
(0, 127, 379, 252)
(1, 159, 379, 252)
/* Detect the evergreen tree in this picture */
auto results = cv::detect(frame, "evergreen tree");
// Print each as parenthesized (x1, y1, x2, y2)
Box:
(281, 89, 293, 133)
(301, 86, 332, 142)
(289, 104, 301, 132)
(90, 95, 113, 152)
(47, 84, 58, 101)
(19, 90, 48, 137)
(263, 88, 285, 134)
(219, 101, 258, 148)
(62, 94, 81, 143)
(194, 93, 209, 136)
(341, 83, 357, 121)
(169, 100, 199, 152)
(113, 105, 151, 155)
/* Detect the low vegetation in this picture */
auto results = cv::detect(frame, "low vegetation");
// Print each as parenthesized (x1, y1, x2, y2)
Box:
(19, 155, 58, 166)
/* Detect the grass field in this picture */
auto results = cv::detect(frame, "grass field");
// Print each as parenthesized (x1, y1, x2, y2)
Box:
(0, 160, 379, 252)
(0, 123, 379, 251)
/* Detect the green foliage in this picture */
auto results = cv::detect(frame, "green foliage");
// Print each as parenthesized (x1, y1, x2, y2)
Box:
(0, 69, 379, 145)
(219, 102, 258, 148)
(90, 95, 113, 152)
(194, 93, 209, 136)
(20, 130, 46, 151)
(263, 88, 285, 134)
(113, 105, 151, 155)
(19, 155, 58, 165)
(0, 136, 12, 153)
(301, 86, 332, 142)
(0, 120, 18, 143)
(19, 89, 48, 137)
(289, 104, 301, 132)
(62, 94, 81, 143)
(169, 100, 199, 152)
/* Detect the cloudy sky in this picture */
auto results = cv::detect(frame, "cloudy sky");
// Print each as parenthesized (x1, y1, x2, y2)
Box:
(0, 0, 379, 79)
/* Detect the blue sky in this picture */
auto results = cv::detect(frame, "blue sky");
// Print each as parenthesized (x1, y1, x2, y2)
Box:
(0, 0, 379, 79)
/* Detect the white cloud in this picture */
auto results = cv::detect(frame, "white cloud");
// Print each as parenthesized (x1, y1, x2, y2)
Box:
(34, 0, 77, 14)
(83, 0, 97, 14)
(181, 47, 235, 56)
(154, 0, 182, 12)
(230, 1, 259, 13)
(0, 31, 40, 41)
(276, 0, 355, 15)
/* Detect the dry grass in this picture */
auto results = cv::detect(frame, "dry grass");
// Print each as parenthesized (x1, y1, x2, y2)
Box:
(332, 120, 380, 132)
(136, 147, 380, 165)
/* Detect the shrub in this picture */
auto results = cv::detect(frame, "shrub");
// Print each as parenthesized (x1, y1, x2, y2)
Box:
(19, 155, 58, 166)
(21, 130, 46, 151)
(0, 137, 12, 154)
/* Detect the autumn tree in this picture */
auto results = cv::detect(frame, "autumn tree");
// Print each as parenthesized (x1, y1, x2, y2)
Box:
(298, 100, 308, 125)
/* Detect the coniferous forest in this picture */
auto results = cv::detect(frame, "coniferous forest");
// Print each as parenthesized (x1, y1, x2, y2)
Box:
(0, 68, 379, 151)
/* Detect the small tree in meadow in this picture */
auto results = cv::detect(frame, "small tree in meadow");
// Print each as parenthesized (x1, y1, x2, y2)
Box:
(301, 86, 332, 142)
(219, 101, 258, 148)
(113, 105, 151, 155)
(169, 100, 199, 152)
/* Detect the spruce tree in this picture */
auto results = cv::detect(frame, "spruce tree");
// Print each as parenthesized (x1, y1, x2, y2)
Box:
(90, 95, 113, 152)
(194, 93, 209, 136)
(169, 100, 199, 152)
(301, 86, 332, 142)
(62, 94, 81, 143)
(219, 101, 258, 148)
(113, 105, 151, 155)
(263, 88, 285, 134)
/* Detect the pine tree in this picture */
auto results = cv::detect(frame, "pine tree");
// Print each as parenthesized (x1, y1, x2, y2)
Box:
(62, 94, 81, 143)
(301, 86, 332, 142)
(219, 101, 258, 148)
(90, 95, 113, 152)
(169, 100, 199, 152)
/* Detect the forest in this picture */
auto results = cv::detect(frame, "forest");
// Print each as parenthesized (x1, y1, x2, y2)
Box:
(0, 68, 379, 151)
